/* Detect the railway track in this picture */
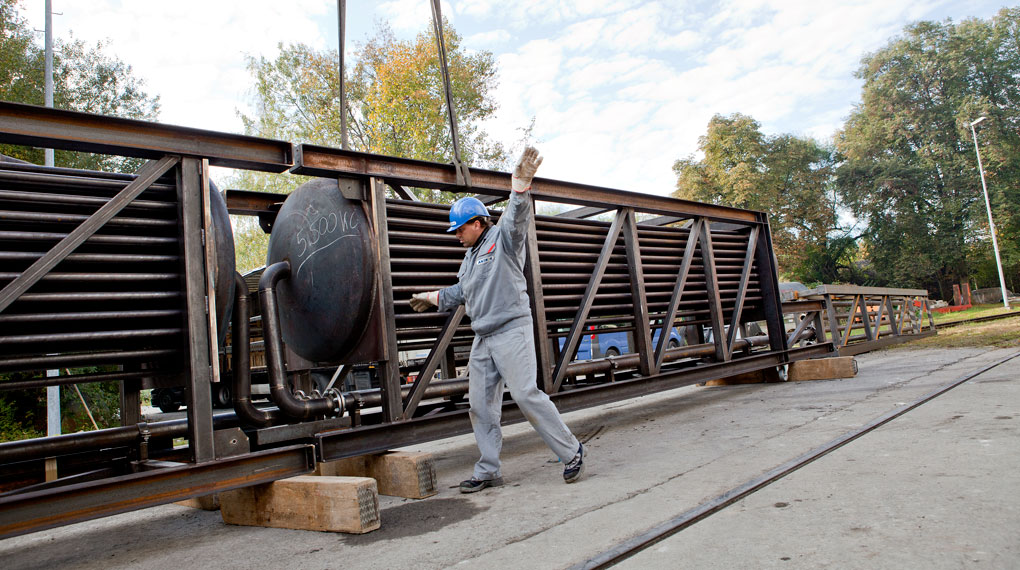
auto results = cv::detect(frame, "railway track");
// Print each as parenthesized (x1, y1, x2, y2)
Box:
(935, 309, 1019, 328)
(571, 349, 1020, 569)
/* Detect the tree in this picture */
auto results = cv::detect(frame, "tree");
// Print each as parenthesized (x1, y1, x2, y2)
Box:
(836, 9, 1020, 298)
(240, 21, 506, 178)
(672, 113, 837, 279)
(1, 0, 158, 441)
(0, 0, 160, 172)
(232, 20, 509, 270)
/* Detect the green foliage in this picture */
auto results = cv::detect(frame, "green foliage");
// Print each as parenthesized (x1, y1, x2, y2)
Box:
(0, 370, 122, 442)
(672, 113, 837, 278)
(0, 0, 159, 172)
(836, 8, 1020, 299)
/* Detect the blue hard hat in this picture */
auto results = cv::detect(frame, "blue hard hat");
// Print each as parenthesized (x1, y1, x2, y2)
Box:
(447, 197, 489, 232)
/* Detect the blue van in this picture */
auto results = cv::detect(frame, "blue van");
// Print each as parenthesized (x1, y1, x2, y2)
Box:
(559, 326, 686, 360)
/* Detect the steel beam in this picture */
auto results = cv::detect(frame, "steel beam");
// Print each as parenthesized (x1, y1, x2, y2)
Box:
(652, 218, 702, 374)
(623, 208, 653, 376)
(0, 445, 315, 539)
(401, 305, 465, 419)
(178, 158, 215, 462)
(552, 210, 626, 391)
(0, 101, 293, 172)
(370, 178, 403, 422)
(291, 145, 761, 223)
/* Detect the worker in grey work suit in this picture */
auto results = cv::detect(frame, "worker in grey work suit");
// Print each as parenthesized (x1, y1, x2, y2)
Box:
(409, 147, 586, 492)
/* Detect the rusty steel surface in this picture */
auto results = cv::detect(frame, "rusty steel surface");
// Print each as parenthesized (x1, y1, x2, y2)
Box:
(0, 101, 293, 172)
(292, 144, 762, 223)
(0, 445, 315, 539)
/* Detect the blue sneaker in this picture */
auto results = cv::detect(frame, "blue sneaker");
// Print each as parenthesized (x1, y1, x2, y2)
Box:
(563, 444, 585, 483)
(459, 476, 504, 493)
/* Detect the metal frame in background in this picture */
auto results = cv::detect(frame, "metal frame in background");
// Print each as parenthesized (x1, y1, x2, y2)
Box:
(799, 285, 935, 355)
(0, 102, 299, 537)
(283, 144, 795, 426)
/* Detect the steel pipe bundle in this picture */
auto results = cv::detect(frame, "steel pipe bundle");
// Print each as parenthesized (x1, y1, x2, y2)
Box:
(384, 199, 764, 349)
(0, 162, 186, 379)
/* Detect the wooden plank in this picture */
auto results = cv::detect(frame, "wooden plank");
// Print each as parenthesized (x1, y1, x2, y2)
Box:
(703, 368, 782, 386)
(220, 476, 380, 534)
(175, 494, 220, 511)
(787, 357, 858, 381)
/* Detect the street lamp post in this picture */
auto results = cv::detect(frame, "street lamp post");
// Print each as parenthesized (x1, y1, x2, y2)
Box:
(969, 116, 1011, 310)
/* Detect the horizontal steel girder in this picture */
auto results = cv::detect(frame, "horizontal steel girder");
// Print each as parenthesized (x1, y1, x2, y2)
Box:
(0, 445, 315, 539)
(0, 101, 293, 172)
(291, 145, 761, 224)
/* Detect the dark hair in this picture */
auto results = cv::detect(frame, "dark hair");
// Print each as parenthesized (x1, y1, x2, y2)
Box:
(469, 216, 493, 229)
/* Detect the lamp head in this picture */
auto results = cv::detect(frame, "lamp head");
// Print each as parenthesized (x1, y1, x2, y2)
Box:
(971, 116, 987, 127)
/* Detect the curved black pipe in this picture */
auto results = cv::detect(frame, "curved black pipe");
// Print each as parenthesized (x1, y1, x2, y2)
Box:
(259, 261, 342, 420)
(231, 272, 277, 427)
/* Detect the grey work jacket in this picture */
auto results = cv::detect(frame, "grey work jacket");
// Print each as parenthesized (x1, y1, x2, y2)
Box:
(438, 191, 532, 337)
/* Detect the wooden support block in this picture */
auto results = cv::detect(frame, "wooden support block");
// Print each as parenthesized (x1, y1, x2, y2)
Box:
(175, 493, 220, 510)
(704, 368, 782, 386)
(220, 476, 380, 534)
(368, 452, 438, 499)
(315, 455, 367, 477)
(788, 356, 858, 381)
(316, 451, 437, 499)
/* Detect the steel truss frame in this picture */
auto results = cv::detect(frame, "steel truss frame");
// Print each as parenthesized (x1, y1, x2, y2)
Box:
(0, 102, 930, 538)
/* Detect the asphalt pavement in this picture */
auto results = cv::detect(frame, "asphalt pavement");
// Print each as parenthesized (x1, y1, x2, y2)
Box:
(3, 346, 1017, 569)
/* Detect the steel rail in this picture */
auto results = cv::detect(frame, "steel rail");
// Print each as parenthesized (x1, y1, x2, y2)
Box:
(0, 445, 316, 539)
(936, 310, 1020, 328)
(570, 349, 1020, 570)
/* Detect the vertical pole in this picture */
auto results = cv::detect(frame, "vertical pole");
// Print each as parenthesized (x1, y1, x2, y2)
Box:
(971, 121, 1010, 310)
(45, 369, 59, 481)
(43, 0, 58, 482)
(337, 0, 348, 150)
(44, 0, 54, 167)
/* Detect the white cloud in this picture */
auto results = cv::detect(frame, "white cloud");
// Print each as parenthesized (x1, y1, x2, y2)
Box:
(465, 29, 511, 46)
(16, 0, 1007, 200)
(23, 0, 329, 133)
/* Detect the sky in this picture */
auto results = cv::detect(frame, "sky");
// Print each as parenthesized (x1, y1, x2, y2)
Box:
(20, 0, 1011, 196)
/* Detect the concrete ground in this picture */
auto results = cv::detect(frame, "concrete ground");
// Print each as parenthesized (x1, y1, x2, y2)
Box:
(3, 346, 1017, 569)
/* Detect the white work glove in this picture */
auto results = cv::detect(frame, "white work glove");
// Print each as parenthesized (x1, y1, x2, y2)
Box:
(512, 146, 543, 193)
(409, 290, 440, 312)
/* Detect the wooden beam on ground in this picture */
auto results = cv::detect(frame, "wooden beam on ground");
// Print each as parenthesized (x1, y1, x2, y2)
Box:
(317, 451, 438, 499)
(220, 476, 380, 534)
(787, 357, 858, 381)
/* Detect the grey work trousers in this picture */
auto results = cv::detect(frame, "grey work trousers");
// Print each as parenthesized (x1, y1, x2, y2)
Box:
(468, 323, 580, 480)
